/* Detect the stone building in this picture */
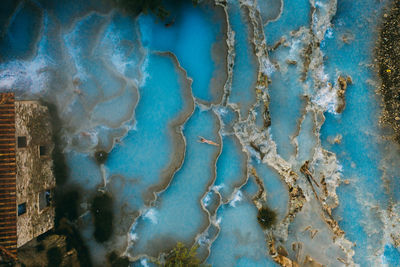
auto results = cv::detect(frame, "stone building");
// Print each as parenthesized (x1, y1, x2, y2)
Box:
(0, 93, 55, 262)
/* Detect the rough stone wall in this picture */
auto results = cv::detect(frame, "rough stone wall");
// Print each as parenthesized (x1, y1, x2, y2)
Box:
(15, 101, 55, 247)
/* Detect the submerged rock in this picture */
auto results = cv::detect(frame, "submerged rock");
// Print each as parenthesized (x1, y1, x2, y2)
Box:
(336, 75, 352, 113)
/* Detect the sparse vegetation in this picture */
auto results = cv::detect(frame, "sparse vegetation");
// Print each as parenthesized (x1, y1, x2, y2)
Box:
(377, 0, 400, 144)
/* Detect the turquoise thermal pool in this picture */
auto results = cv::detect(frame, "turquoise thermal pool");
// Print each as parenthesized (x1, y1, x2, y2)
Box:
(1, 0, 400, 266)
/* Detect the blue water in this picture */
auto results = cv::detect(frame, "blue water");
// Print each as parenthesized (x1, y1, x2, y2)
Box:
(0, 0, 20, 37)
(217, 105, 238, 133)
(383, 244, 400, 267)
(227, 0, 258, 118)
(106, 53, 192, 212)
(97, 13, 144, 82)
(267, 60, 304, 160)
(66, 151, 103, 192)
(138, 2, 226, 103)
(0, 1, 43, 61)
(39, 0, 111, 28)
(296, 110, 317, 163)
(257, 0, 282, 24)
(202, 187, 221, 215)
(320, 0, 394, 264)
(215, 134, 247, 203)
(0, 0, 399, 265)
(207, 179, 277, 266)
(264, 0, 310, 45)
(253, 161, 288, 221)
(128, 107, 220, 257)
(265, 0, 311, 161)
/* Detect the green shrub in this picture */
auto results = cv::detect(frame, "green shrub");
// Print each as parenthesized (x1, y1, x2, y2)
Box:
(257, 206, 277, 229)
(94, 150, 108, 164)
(164, 242, 201, 267)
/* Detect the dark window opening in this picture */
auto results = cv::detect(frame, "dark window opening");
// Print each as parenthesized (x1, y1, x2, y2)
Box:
(17, 136, 27, 148)
(18, 203, 26, 216)
(39, 190, 52, 210)
(39, 146, 48, 156)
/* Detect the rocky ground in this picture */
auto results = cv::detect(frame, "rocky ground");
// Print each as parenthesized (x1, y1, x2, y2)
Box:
(377, 0, 400, 143)
(17, 233, 79, 267)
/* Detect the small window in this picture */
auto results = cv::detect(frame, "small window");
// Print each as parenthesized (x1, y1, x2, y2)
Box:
(17, 136, 27, 148)
(39, 190, 51, 210)
(39, 146, 47, 157)
(18, 203, 26, 216)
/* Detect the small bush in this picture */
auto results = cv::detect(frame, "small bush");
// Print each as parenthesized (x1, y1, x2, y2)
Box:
(94, 150, 108, 164)
(257, 206, 277, 229)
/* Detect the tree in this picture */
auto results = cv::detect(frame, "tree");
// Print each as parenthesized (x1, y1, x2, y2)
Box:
(163, 242, 203, 267)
